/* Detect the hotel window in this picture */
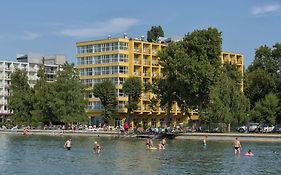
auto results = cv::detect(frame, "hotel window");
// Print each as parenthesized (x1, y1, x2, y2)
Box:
(119, 77, 125, 85)
(119, 66, 128, 74)
(112, 54, 118, 62)
(80, 68, 86, 76)
(111, 66, 118, 74)
(94, 67, 101, 75)
(118, 101, 126, 110)
(160, 118, 165, 127)
(142, 119, 148, 127)
(151, 118, 156, 128)
(101, 67, 109, 75)
(119, 54, 128, 62)
(118, 89, 125, 97)
(119, 42, 128, 50)
(86, 68, 92, 76)
(115, 118, 122, 127)
(111, 42, 118, 50)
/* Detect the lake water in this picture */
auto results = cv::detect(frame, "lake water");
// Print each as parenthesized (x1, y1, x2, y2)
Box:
(0, 134, 280, 175)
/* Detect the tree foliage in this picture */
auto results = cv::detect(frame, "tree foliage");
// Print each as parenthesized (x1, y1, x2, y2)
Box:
(123, 77, 142, 123)
(8, 69, 34, 123)
(204, 71, 250, 127)
(147, 25, 164, 42)
(245, 43, 281, 123)
(159, 28, 222, 112)
(52, 63, 87, 123)
(92, 80, 117, 123)
(32, 67, 57, 124)
(250, 93, 279, 126)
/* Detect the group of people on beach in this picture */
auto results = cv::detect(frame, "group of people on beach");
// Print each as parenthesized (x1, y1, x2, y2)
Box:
(64, 138, 101, 153)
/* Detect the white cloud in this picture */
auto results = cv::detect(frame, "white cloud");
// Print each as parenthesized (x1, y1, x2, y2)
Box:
(251, 4, 281, 16)
(21, 32, 41, 40)
(60, 17, 139, 38)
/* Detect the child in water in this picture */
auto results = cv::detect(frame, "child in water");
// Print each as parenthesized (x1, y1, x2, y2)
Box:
(247, 149, 252, 154)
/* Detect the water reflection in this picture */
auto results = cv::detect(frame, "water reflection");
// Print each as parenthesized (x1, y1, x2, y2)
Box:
(0, 134, 281, 175)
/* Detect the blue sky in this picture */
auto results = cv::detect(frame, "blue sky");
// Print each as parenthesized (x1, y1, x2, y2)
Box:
(0, 0, 280, 67)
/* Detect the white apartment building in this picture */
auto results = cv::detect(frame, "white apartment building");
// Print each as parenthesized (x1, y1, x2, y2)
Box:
(0, 54, 66, 122)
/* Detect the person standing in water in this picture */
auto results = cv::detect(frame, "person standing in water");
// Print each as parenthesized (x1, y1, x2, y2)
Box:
(146, 138, 153, 148)
(94, 141, 101, 154)
(233, 137, 242, 154)
(64, 138, 72, 150)
(203, 135, 207, 146)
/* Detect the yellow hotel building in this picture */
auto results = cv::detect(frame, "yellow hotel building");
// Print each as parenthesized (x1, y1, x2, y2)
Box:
(76, 36, 243, 128)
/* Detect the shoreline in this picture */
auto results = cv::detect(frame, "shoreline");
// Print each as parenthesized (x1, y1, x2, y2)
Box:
(1, 129, 281, 142)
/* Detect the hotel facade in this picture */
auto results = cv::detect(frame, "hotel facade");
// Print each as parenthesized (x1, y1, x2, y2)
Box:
(76, 36, 243, 128)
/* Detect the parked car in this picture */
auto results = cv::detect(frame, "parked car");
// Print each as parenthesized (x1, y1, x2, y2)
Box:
(273, 124, 281, 133)
(237, 123, 260, 133)
(237, 125, 247, 133)
(259, 124, 274, 133)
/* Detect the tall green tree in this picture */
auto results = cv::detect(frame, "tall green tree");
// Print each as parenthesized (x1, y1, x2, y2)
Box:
(147, 25, 164, 42)
(32, 67, 58, 124)
(245, 43, 281, 123)
(204, 71, 250, 131)
(155, 42, 185, 126)
(52, 63, 87, 124)
(8, 69, 34, 124)
(92, 80, 117, 123)
(250, 93, 279, 126)
(123, 77, 142, 123)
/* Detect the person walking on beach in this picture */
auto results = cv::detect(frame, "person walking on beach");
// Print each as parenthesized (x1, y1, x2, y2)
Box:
(233, 137, 242, 154)
(94, 141, 101, 154)
(64, 138, 72, 150)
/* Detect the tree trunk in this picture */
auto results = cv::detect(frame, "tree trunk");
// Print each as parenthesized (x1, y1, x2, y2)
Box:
(166, 100, 172, 127)
(228, 123, 231, 133)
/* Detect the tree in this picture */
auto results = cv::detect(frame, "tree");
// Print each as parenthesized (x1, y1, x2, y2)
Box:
(92, 80, 117, 123)
(8, 69, 34, 124)
(204, 71, 250, 131)
(245, 68, 276, 106)
(150, 77, 180, 127)
(123, 77, 142, 123)
(147, 25, 164, 42)
(250, 93, 279, 126)
(32, 67, 58, 124)
(159, 28, 222, 113)
(245, 43, 281, 123)
(52, 63, 87, 124)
